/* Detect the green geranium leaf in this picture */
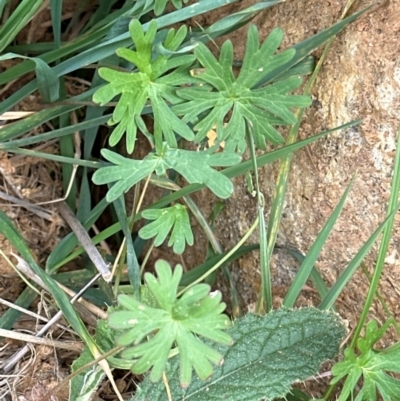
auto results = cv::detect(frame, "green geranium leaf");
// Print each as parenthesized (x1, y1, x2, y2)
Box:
(92, 144, 241, 202)
(108, 260, 232, 388)
(331, 320, 400, 401)
(92, 19, 196, 153)
(173, 25, 312, 153)
(139, 204, 194, 254)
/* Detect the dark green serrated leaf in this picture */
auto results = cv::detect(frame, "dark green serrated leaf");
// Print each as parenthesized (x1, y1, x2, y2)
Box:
(134, 308, 346, 401)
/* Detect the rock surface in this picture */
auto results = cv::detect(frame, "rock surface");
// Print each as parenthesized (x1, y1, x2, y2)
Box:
(182, 0, 400, 330)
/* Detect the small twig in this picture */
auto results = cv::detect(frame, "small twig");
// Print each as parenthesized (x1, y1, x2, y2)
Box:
(0, 190, 54, 221)
(0, 298, 73, 334)
(2, 272, 101, 373)
(11, 253, 107, 319)
(0, 329, 82, 352)
(58, 201, 112, 282)
(162, 371, 173, 401)
(41, 345, 125, 401)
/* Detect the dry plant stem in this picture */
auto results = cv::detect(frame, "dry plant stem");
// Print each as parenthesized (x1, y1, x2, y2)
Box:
(0, 298, 73, 333)
(11, 253, 106, 320)
(162, 371, 173, 401)
(58, 201, 112, 282)
(140, 240, 155, 275)
(28, 120, 81, 205)
(2, 273, 101, 374)
(0, 190, 54, 220)
(0, 328, 83, 352)
(41, 345, 125, 401)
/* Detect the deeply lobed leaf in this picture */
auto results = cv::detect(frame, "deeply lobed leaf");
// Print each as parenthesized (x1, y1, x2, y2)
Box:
(107, 260, 232, 387)
(92, 20, 195, 153)
(93, 144, 241, 202)
(174, 25, 311, 153)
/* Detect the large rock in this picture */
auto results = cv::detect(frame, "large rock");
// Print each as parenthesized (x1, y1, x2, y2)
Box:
(183, 0, 400, 325)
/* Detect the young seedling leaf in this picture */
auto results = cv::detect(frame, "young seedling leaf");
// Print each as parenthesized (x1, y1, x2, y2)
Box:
(92, 144, 241, 202)
(92, 20, 195, 153)
(139, 205, 194, 254)
(108, 260, 232, 388)
(173, 25, 311, 153)
(331, 320, 400, 401)
(134, 308, 346, 400)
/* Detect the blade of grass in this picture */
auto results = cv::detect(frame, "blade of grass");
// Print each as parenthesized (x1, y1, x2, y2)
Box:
(0, 0, 243, 114)
(280, 246, 332, 310)
(360, 262, 400, 335)
(0, 0, 44, 52)
(0, 114, 110, 149)
(6, 148, 100, 168)
(50, 0, 62, 49)
(283, 176, 355, 308)
(47, 122, 362, 269)
(0, 210, 122, 399)
(0, 53, 59, 103)
(318, 205, 400, 310)
(266, 0, 363, 263)
(0, 87, 98, 142)
(350, 127, 400, 348)
(112, 195, 141, 297)
(246, 121, 271, 313)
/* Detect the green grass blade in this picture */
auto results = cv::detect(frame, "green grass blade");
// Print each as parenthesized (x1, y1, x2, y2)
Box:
(318, 206, 400, 310)
(50, 0, 62, 49)
(0, 0, 44, 52)
(180, 244, 259, 287)
(0, 0, 242, 114)
(246, 122, 271, 312)
(0, 88, 97, 142)
(0, 287, 37, 332)
(0, 53, 59, 102)
(0, 114, 110, 149)
(112, 195, 141, 297)
(5, 148, 99, 168)
(283, 176, 355, 308)
(281, 246, 332, 310)
(350, 128, 400, 348)
(198, 0, 282, 40)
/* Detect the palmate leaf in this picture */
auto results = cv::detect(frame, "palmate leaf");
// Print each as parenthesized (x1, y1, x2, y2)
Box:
(331, 320, 400, 401)
(108, 260, 232, 388)
(92, 143, 241, 202)
(139, 204, 194, 254)
(92, 19, 196, 153)
(173, 25, 312, 153)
